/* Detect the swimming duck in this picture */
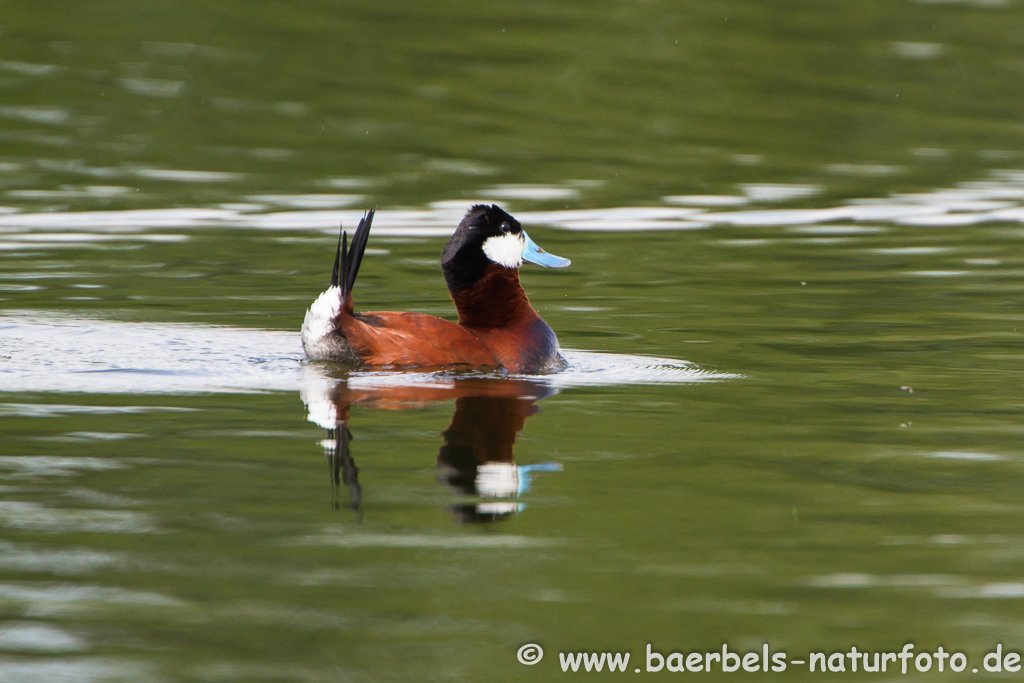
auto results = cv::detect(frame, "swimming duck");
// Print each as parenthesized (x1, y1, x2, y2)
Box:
(301, 204, 571, 372)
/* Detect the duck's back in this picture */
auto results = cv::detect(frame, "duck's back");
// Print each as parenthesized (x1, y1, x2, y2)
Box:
(340, 310, 498, 368)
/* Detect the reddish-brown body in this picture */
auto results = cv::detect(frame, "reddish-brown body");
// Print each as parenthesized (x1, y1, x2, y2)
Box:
(334, 263, 561, 372)
(337, 311, 498, 368)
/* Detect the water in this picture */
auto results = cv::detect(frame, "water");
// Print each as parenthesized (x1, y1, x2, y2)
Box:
(4, 0, 1024, 680)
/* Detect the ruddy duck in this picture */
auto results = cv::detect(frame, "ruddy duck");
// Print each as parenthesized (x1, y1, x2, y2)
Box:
(301, 204, 570, 372)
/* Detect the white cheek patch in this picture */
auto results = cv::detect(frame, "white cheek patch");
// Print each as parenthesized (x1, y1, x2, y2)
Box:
(481, 233, 524, 268)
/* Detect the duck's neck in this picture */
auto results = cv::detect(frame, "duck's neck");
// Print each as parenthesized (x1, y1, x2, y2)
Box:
(447, 264, 537, 330)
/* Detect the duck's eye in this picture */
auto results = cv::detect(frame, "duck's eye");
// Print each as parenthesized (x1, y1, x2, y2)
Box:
(500, 222, 511, 233)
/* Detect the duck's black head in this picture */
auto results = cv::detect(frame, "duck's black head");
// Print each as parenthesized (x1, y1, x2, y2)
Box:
(441, 204, 523, 293)
(441, 204, 569, 294)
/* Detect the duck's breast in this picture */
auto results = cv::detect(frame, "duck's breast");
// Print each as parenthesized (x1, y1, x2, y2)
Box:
(474, 315, 562, 373)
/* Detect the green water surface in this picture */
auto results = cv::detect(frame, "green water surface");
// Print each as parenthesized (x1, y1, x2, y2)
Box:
(2, 1, 1024, 681)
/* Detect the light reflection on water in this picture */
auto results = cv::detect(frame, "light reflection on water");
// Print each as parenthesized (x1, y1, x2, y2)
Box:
(3, 168, 1024, 248)
(0, 658, 155, 683)
(0, 502, 155, 534)
(0, 312, 733, 394)
(0, 621, 87, 653)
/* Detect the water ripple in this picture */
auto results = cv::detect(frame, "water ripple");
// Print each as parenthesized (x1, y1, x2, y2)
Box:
(291, 528, 555, 549)
(0, 542, 122, 575)
(0, 622, 86, 652)
(0, 581, 181, 613)
(0, 657, 155, 683)
(0, 457, 125, 477)
(0, 312, 733, 394)
(0, 311, 302, 394)
(0, 502, 154, 534)
(0, 404, 194, 418)
(1, 168, 1024, 233)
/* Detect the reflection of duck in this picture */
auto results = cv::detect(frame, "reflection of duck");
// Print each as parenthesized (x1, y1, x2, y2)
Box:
(302, 374, 562, 523)
(301, 204, 571, 373)
(434, 382, 562, 523)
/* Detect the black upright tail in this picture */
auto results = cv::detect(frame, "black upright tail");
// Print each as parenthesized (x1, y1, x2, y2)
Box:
(330, 209, 375, 307)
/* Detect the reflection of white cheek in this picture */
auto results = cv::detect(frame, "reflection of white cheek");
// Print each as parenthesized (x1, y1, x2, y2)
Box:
(482, 233, 524, 268)
(476, 501, 524, 515)
(475, 462, 520, 498)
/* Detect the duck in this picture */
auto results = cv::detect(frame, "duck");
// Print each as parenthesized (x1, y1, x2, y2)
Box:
(301, 204, 571, 372)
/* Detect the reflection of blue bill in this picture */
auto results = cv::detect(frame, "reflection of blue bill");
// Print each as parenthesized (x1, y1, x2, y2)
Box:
(474, 461, 563, 514)
(517, 462, 564, 496)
